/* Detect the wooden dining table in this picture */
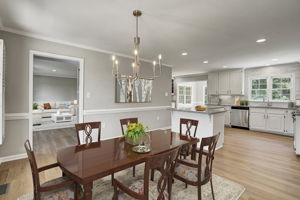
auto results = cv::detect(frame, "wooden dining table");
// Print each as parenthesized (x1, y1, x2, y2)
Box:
(57, 130, 198, 200)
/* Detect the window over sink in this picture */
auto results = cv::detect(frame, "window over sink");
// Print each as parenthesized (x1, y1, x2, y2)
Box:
(249, 74, 294, 102)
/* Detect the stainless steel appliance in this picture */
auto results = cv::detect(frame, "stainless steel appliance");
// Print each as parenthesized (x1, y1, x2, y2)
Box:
(230, 106, 249, 129)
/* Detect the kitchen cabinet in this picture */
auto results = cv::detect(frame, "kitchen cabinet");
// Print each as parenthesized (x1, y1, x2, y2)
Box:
(249, 108, 294, 135)
(210, 69, 244, 96)
(208, 72, 219, 95)
(218, 71, 230, 95)
(224, 106, 231, 126)
(284, 110, 294, 134)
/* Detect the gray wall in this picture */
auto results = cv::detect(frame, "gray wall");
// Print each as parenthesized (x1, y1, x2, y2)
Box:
(33, 75, 77, 102)
(0, 30, 172, 158)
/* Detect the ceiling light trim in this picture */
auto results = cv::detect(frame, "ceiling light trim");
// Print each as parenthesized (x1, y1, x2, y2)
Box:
(0, 26, 173, 68)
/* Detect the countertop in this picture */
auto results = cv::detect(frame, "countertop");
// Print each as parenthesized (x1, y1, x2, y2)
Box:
(207, 104, 296, 110)
(170, 107, 226, 115)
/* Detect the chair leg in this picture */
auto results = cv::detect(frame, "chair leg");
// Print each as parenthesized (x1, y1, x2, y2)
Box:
(151, 169, 155, 181)
(168, 176, 173, 200)
(74, 183, 78, 200)
(210, 178, 215, 200)
(111, 173, 114, 186)
(185, 183, 188, 188)
(198, 185, 202, 200)
(133, 166, 136, 177)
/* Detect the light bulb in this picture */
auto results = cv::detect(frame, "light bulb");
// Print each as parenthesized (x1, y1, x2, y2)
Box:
(132, 63, 135, 68)
(153, 61, 156, 66)
(158, 54, 162, 60)
(112, 55, 115, 61)
(134, 49, 138, 55)
(115, 60, 118, 65)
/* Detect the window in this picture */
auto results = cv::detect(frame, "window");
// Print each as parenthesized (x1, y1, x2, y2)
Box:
(203, 86, 208, 105)
(249, 74, 294, 102)
(250, 78, 267, 101)
(178, 85, 192, 104)
(271, 77, 292, 101)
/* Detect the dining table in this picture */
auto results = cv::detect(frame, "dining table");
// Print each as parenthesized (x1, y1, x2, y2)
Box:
(57, 129, 198, 200)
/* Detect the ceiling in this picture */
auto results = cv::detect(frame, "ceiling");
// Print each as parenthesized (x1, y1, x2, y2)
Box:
(1, 0, 300, 76)
(34, 56, 79, 78)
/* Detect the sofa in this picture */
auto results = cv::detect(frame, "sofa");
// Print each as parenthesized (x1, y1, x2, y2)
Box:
(32, 101, 77, 125)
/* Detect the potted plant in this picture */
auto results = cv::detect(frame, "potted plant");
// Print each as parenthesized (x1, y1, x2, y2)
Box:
(124, 123, 149, 146)
(32, 103, 38, 110)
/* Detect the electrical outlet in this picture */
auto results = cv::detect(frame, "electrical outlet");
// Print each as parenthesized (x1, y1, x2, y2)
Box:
(156, 116, 160, 121)
(165, 92, 169, 97)
(86, 92, 91, 98)
(102, 123, 106, 129)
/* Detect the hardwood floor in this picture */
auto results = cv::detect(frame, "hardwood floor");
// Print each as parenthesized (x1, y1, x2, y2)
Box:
(0, 127, 299, 200)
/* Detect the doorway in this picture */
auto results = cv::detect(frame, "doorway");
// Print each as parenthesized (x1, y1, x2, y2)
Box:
(28, 51, 84, 145)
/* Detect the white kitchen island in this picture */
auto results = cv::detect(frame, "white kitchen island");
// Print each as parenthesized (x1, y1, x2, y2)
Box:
(171, 107, 226, 149)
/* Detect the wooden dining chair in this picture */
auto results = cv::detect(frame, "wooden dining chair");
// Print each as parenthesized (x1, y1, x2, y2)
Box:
(120, 117, 138, 135)
(120, 117, 138, 177)
(24, 140, 82, 200)
(75, 121, 101, 145)
(113, 146, 180, 200)
(179, 118, 199, 159)
(174, 133, 220, 200)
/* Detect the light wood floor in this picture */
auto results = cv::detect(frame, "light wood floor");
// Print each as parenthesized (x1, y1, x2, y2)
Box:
(0, 128, 300, 200)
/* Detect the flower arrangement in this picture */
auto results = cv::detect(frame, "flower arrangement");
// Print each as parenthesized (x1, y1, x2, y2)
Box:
(124, 123, 149, 145)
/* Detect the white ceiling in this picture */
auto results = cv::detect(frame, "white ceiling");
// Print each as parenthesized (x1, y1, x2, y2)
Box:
(1, 0, 300, 76)
(34, 56, 79, 78)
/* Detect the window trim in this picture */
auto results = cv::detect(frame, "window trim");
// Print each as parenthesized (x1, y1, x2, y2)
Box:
(248, 73, 295, 102)
(203, 85, 208, 105)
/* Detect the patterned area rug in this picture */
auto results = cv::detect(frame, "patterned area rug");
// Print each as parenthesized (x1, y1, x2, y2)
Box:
(18, 164, 245, 200)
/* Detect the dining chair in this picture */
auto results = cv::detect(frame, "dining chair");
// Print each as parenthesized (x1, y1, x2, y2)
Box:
(174, 133, 220, 200)
(179, 118, 199, 159)
(75, 121, 101, 145)
(24, 140, 82, 200)
(120, 117, 138, 177)
(113, 146, 180, 200)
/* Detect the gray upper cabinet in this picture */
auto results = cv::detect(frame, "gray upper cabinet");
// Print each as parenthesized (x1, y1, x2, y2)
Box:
(208, 72, 219, 95)
(209, 69, 244, 96)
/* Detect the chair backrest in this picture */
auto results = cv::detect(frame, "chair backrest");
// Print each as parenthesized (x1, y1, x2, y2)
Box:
(120, 118, 138, 135)
(75, 122, 101, 145)
(180, 118, 199, 137)
(197, 133, 220, 184)
(24, 140, 40, 199)
(144, 147, 180, 200)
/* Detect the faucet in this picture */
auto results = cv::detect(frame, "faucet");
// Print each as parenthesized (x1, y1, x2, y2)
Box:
(264, 97, 272, 107)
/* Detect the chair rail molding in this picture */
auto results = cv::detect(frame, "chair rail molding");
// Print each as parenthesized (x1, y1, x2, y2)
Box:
(5, 113, 29, 120)
(83, 106, 171, 115)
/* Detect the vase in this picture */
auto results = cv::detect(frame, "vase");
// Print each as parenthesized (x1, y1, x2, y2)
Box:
(138, 132, 151, 148)
(125, 136, 139, 146)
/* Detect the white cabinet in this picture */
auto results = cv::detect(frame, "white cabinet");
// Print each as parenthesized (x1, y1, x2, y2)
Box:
(224, 106, 231, 126)
(266, 114, 285, 133)
(208, 72, 219, 95)
(250, 108, 294, 135)
(218, 71, 230, 95)
(250, 109, 266, 130)
(211, 69, 244, 96)
(229, 69, 244, 95)
(0, 39, 4, 145)
(284, 110, 294, 134)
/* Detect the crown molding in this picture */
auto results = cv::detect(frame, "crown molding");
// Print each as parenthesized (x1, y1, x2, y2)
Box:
(0, 26, 173, 67)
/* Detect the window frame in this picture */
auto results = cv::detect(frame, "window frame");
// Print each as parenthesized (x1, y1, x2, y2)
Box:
(177, 84, 193, 105)
(248, 73, 295, 102)
(203, 85, 208, 105)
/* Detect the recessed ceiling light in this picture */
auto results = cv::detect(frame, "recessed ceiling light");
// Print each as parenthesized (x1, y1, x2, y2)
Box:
(181, 52, 188, 56)
(223, 66, 228, 68)
(203, 61, 208, 64)
(272, 58, 279, 61)
(52, 69, 57, 72)
(256, 38, 267, 43)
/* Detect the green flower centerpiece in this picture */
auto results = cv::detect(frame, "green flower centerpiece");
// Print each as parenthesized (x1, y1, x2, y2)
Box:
(124, 123, 149, 146)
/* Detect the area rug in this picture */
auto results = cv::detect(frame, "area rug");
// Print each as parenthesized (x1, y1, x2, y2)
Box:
(18, 164, 245, 200)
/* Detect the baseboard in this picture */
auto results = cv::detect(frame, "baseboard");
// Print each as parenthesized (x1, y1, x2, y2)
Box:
(0, 153, 27, 163)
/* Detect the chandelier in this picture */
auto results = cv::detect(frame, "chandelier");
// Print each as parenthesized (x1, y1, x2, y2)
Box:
(112, 10, 162, 80)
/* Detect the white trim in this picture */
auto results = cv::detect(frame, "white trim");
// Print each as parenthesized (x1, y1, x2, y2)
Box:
(0, 153, 27, 163)
(5, 113, 29, 120)
(0, 26, 172, 67)
(29, 50, 85, 146)
(84, 106, 171, 115)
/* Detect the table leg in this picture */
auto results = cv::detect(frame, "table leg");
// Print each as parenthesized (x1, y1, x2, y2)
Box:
(83, 182, 93, 200)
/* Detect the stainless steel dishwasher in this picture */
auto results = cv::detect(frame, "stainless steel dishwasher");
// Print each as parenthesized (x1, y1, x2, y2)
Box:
(230, 106, 249, 129)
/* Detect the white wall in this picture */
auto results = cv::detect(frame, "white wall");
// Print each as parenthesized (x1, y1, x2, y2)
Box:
(33, 75, 77, 102)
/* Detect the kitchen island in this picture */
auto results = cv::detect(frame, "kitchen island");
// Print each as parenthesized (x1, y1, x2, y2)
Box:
(171, 106, 226, 149)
